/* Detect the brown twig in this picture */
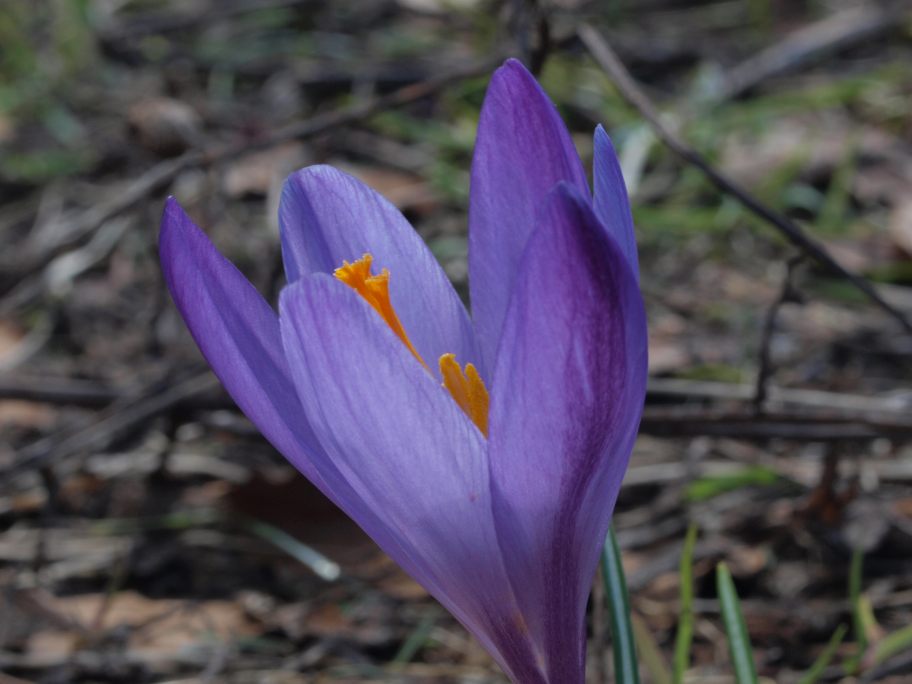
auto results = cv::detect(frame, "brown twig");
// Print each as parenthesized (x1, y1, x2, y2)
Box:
(6, 374, 908, 415)
(649, 377, 911, 414)
(195, 402, 912, 443)
(640, 407, 912, 441)
(98, 0, 319, 42)
(211, 55, 503, 166)
(645, 375, 912, 440)
(0, 376, 137, 408)
(719, 2, 907, 100)
(754, 255, 805, 412)
(1, 55, 503, 309)
(5, 371, 219, 481)
(1, 154, 194, 311)
(577, 24, 912, 335)
(5, 373, 912, 444)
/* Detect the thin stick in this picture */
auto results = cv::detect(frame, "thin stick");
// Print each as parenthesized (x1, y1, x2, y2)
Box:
(640, 407, 912, 441)
(5, 374, 912, 443)
(6, 373, 908, 416)
(577, 24, 912, 334)
(719, 3, 906, 100)
(6, 371, 219, 479)
(3, 55, 502, 301)
(204, 55, 503, 166)
(754, 255, 804, 411)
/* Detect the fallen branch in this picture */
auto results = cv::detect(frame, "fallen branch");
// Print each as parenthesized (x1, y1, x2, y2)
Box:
(2, 55, 503, 309)
(5, 374, 912, 445)
(577, 24, 912, 334)
(641, 407, 911, 441)
(648, 377, 912, 415)
(6, 374, 908, 419)
(6, 371, 219, 480)
(754, 255, 804, 410)
(719, 2, 907, 100)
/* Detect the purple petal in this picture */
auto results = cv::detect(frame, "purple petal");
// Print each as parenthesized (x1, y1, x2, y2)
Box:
(279, 276, 547, 684)
(468, 58, 589, 371)
(158, 198, 328, 488)
(279, 165, 478, 374)
(593, 125, 639, 280)
(487, 185, 647, 683)
(159, 199, 451, 616)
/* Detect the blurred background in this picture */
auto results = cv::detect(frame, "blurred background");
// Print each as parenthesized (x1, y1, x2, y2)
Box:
(2, 0, 912, 682)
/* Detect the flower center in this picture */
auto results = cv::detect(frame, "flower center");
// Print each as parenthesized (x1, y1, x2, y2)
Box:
(334, 253, 489, 436)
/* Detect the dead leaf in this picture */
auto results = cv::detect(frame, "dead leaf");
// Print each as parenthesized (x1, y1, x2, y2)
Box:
(722, 119, 894, 189)
(128, 97, 202, 157)
(25, 591, 256, 658)
(23, 630, 79, 658)
(823, 237, 885, 273)
(0, 400, 56, 429)
(854, 162, 912, 205)
(302, 603, 352, 637)
(0, 114, 13, 144)
(726, 544, 768, 577)
(376, 567, 428, 600)
(889, 198, 912, 256)
(338, 163, 438, 214)
(648, 312, 696, 373)
(0, 320, 26, 366)
(222, 143, 308, 198)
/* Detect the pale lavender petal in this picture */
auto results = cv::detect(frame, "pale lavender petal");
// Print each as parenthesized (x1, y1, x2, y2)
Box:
(279, 165, 478, 373)
(593, 125, 639, 280)
(158, 198, 327, 489)
(468, 58, 589, 371)
(279, 276, 547, 684)
(487, 185, 647, 683)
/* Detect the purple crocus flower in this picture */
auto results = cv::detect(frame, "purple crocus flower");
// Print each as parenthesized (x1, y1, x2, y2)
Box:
(159, 59, 646, 683)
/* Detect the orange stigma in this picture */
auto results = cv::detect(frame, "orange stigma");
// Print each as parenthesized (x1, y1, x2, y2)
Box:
(439, 353, 489, 436)
(335, 254, 425, 367)
(335, 253, 490, 435)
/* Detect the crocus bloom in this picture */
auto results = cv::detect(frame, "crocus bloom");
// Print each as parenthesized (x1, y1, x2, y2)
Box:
(160, 59, 646, 683)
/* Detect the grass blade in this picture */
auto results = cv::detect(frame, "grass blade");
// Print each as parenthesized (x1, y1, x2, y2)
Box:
(846, 547, 866, 673)
(849, 548, 865, 646)
(875, 623, 912, 665)
(716, 562, 758, 684)
(603, 526, 640, 684)
(672, 523, 698, 683)
(244, 518, 341, 581)
(798, 624, 847, 684)
(633, 614, 672, 684)
(392, 612, 437, 664)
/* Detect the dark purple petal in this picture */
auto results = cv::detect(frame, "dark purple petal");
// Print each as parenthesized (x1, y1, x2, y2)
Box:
(158, 198, 328, 488)
(593, 125, 639, 281)
(279, 165, 478, 373)
(487, 185, 647, 683)
(279, 276, 547, 684)
(468, 58, 589, 372)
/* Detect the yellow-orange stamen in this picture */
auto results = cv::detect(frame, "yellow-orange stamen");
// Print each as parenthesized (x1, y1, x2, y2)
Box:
(335, 254, 426, 367)
(334, 253, 490, 436)
(439, 353, 489, 436)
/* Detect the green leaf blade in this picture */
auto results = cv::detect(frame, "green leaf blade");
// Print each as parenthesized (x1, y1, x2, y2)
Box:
(672, 523, 699, 684)
(798, 624, 847, 684)
(716, 562, 758, 684)
(603, 527, 641, 684)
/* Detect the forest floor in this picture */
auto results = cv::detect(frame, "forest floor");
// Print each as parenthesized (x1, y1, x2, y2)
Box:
(2, 1, 912, 682)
